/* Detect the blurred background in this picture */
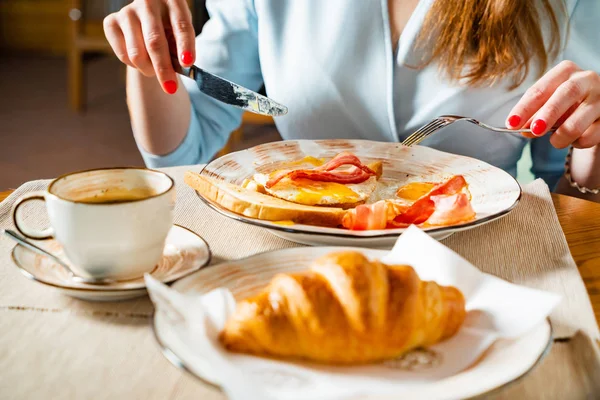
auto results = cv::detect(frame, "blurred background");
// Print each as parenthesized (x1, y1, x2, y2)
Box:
(0, 0, 532, 191)
(0, 0, 280, 190)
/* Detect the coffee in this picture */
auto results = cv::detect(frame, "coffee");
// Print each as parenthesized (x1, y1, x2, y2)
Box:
(77, 187, 156, 204)
(12, 167, 175, 281)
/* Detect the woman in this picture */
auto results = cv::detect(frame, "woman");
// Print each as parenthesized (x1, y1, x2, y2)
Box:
(103, 0, 600, 201)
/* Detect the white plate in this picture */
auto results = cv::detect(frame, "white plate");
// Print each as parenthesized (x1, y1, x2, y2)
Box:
(153, 247, 552, 399)
(194, 140, 522, 247)
(11, 224, 211, 301)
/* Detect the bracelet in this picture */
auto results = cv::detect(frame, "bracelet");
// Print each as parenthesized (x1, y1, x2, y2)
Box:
(564, 146, 600, 195)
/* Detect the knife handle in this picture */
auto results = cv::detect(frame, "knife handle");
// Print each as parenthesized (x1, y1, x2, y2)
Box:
(169, 45, 199, 82)
(169, 44, 184, 74)
(165, 27, 193, 78)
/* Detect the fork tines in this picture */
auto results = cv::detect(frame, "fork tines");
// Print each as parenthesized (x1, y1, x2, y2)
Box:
(401, 118, 450, 147)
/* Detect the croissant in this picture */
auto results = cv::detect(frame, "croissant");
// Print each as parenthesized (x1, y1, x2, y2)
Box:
(219, 251, 466, 364)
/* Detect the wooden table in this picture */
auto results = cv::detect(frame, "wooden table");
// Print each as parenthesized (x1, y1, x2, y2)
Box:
(551, 194, 600, 324)
(1, 189, 600, 323)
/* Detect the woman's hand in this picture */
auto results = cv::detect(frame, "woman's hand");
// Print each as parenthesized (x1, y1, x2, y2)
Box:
(506, 60, 600, 149)
(103, 0, 195, 94)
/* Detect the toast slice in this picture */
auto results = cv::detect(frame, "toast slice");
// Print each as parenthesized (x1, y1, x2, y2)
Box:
(184, 172, 347, 228)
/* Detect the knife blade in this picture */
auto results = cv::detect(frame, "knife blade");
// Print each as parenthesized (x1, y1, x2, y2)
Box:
(174, 64, 288, 117)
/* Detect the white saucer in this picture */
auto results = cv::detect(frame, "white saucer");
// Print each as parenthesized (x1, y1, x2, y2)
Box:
(11, 224, 212, 301)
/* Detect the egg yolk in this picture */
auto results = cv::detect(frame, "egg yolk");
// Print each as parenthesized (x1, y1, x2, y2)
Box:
(290, 179, 361, 205)
(284, 156, 325, 168)
(272, 220, 295, 226)
(396, 182, 436, 201)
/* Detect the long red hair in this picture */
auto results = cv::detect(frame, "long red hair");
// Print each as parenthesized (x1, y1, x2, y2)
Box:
(417, 0, 566, 88)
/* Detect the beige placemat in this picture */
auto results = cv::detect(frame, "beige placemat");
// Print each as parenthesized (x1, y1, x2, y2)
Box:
(1, 165, 599, 400)
(1, 166, 597, 339)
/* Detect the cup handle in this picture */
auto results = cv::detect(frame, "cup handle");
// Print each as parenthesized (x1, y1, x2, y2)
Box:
(12, 191, 55, 240)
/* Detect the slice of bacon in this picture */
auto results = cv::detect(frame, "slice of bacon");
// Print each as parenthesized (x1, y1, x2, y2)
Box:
(424, 193, 476, 226)
(342, 200, 410, 230)
(343, 175, 473, 230)
(265, 152, 375, 188)
(265, 169, 293, 188)
(392, 175, 468, 225)
(342, 200, 389, 230)
(287, 166, 372, 185)
(317, 152, 375, 175)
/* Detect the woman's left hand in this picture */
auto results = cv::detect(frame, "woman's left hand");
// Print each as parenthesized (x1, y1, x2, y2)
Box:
(506, 60, 600, 149)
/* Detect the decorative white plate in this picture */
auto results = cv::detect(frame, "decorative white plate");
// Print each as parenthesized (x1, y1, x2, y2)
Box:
(194, 140, 522, 247)
(11, 225, 211, 301)
(153, 247, 553, 399)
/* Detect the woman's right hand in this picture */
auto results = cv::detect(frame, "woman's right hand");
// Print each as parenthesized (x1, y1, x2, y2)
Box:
(103, 0, 195, 94)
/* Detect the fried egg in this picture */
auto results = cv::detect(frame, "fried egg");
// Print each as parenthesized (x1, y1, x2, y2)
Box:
(395, 180, 472, 203)
(395, 182, 436, 201)
(252, 173, 378, 208)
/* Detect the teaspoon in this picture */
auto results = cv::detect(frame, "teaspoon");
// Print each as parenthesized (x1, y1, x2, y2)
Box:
(3, 229, 116, 285)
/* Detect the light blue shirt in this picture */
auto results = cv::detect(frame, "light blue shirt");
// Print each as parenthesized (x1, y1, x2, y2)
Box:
(138, 0, 599, 189)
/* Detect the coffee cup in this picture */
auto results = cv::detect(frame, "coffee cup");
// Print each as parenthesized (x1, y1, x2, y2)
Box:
(11, 167, 175, 281)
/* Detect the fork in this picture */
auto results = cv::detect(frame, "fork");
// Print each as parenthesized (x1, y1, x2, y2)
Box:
(401, 115, 558, 147)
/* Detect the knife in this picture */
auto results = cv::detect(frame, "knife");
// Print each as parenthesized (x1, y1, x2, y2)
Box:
(173, 63, 288, 117)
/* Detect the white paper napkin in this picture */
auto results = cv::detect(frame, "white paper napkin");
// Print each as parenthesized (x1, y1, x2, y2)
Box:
(146, 226, 560, 400)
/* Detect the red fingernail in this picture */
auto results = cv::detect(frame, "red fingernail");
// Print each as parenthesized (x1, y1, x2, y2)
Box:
(531, 119, 547, 136)
(181, 51, 193, 66)
(163, 80, 177, 94)
(507, 115, 521, 127)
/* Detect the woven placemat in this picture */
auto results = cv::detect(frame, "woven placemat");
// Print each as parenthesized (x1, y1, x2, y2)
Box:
(1, 166, 597, 339)
(1, 165, 599, 399)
